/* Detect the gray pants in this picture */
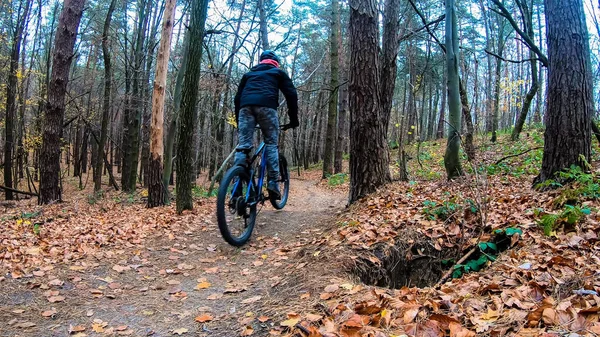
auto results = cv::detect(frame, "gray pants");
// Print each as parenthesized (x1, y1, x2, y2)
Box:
(235, 106, 280, 185)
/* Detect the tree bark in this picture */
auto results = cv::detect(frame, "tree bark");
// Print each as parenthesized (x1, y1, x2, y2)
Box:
(39, 0, 86, 204)
(258, 0, 270, 50)
(436, 69, 447, 139)
(348, 0, 391, 204)
(335, 70, 348, 174)
(459, 79, 475, 161)
(379, 0, 402, 136)
(163, 15, 190, 204)
(322, 0, 340, 178)
(511, 0, 539, 141)
(4, 0, 31, 200)
(534, 0, 594, 185)
(148, 0, 176, 207)
(95, 0, 117, 192)
(443, 0, 462, 179)
(176, 0, 208, 213)
(122, 0, 151, 192)
(491, 18, 506, 143)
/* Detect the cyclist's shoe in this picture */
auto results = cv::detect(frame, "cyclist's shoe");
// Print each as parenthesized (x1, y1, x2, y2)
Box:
(267, 182, 281, 201)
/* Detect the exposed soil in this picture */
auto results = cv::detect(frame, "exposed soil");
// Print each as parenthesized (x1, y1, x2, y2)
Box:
(0, 176, 347, 337)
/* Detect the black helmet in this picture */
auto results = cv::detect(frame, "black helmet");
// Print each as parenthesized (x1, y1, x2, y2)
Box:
(259, 50, 280, 63)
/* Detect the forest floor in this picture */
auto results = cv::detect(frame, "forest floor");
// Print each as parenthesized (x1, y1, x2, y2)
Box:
(2, 129, 600, 337)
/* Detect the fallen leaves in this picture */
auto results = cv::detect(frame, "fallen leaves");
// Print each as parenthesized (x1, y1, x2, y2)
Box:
(69, 324, 86, 334)
(41, 308, 57, 317)
(195, 281, 211, 289)
(112, 265, 131, 273)
(280, 313, 300, 327)
(195, 314, 213, 323)
(240, 326, 254, 336)
(47, 295, 65, 303)
(241, 295, 262, 304)
(172, 327, 189, 335)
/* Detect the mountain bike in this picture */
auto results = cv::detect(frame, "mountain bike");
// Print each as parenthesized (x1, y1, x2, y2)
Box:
(216, 128, 290, 246)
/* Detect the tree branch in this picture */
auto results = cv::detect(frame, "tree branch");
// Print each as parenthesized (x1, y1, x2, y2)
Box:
(489, 0, 548, 67)
(484, 49, 540, 64)
(408, 0, 445, 52)
(0, 185, 38, 197)
(398, 14, 445, 42)
(494, 147, 543, 165)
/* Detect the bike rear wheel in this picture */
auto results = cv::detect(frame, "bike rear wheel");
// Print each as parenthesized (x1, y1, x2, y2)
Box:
(216, 166, 257, 246)
(270, 154, 290, 209)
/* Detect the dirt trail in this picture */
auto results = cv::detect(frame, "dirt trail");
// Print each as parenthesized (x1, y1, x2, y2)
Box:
(0, 177, 346, 337)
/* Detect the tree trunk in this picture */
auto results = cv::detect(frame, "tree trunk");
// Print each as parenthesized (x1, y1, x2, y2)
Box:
(379, 0, 402, 136)
(322, 0, 340, 178)
(176, 0, 208, 213)
(163, 15, 190, 203)
(141, 1, 164, 187)
(258, 0, 270, 50)
(39, 0, 86, 204)
(443, 0, 462, 179)
(122, 0, 151, 192)
(148, 0, 176, 207)
(4, 0, 31, 200)
(348, 0, 391, 204)
(73, 119, 82, 176)
(95, 0, 117, 192)
(335, 71, 348, 173)
(437, 70, 447, 139)
(511, 0, 539, 141)
(534, 0, 594, 185)
(491, 19, 506, 143)
(459, 79, 475, 161)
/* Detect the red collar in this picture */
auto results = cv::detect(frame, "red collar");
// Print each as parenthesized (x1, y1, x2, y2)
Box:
(260, 59, 280, 68)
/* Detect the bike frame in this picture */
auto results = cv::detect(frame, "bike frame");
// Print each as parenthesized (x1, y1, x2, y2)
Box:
(231, 141, 267, 207)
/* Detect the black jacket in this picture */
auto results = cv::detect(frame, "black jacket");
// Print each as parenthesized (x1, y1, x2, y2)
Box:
(234, 63, 298, 125)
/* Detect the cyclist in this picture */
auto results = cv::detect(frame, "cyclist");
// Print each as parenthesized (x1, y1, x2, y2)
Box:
(233, 50, 299, 200)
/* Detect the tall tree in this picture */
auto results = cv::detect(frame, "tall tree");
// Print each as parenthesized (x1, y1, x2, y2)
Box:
(163, 18, 190, 204)
(148, 0, 176, 207)
(258, 0, 270, 50)
(490, 16, 507, 143)
(510, 0, 539, 140)
(443, 0, 462, 179)
(348, 0, 391, 204)
(534, 0, 594, 185)
(176, 0, 209, 213)
(322, 0, 340, 178)
(121, 0, 151, 192)
(3, 0, 32, 200)
(39, 0, 86, 204)
(95, 0, 117, 192)
(379, 0, 402, 135)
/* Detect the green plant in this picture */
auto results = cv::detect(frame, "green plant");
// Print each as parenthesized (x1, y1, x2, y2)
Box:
(537, 205, 591, 236)
(191, 186, 218, 198)
(327, 173, 348, 187)
(452, 241, 498, 278)
(32, 223, 41, 235)
(422, 199, 461, 221)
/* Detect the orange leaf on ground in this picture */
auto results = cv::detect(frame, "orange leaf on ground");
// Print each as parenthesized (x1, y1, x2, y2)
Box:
(41, 308, 57, 317)
(240, 326, 254, 336)
(69, 325, 86, 333)
(195, 281, 211, 289)
(48, 295, 65, 303)
(242, 296, 262, 304)
(195, 314, 213, 323)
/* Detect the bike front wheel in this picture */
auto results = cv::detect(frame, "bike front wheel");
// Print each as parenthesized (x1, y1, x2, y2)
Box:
(270, 154, 290, 209)
(216, 166, 257, 246)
